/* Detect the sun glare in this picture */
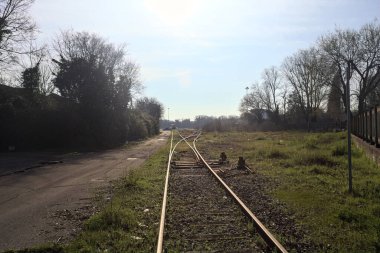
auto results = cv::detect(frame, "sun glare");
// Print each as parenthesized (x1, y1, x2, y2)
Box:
(144, 0, 200, 28)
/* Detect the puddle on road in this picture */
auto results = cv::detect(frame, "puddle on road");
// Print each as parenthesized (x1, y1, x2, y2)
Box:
(90, 178, 105, 182)
(127, 158, 138, 161)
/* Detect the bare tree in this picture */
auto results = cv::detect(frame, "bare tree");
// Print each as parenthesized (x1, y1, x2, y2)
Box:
(280, 81, 290, 119)
(0, 0, 37, 67)
(239, 82, 266, 123)
(53, 30, 125, 72)
(282, 47, 333, 131)
(320, 21, 380, 112)
(262, 66, 282, 117)
(354, 22, 380, 111)
(262, 66, 282, 121)
(16, 41, 56, 95)
(240, 67, 284, 124)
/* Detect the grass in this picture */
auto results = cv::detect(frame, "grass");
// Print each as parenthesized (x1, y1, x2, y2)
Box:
(196, 131, 380, 253)
(65, 145, 168, 253)
(5, 131, 380, 252)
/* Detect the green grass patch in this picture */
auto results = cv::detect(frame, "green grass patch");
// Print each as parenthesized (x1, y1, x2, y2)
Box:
(64, 145, 169, 253)
(196, 131, 380, 252)
(3, 245, 64, 253)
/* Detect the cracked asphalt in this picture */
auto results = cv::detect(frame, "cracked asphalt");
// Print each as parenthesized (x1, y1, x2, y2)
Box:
(0, 132, 169, 251)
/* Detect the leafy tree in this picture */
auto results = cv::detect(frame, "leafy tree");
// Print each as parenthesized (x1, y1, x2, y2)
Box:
(52, 31, 141, 110)
(21, 61, 40, 93)
(135, 97, 163, 134)
(52, 31, 142, 147)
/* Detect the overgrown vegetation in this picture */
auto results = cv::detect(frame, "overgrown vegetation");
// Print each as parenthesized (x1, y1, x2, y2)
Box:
(197, 131, 380, 252)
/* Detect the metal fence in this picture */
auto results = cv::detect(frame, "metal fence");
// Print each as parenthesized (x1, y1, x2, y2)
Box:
(352, 106, 380, 147)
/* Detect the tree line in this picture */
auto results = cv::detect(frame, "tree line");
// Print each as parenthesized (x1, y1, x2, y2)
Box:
(0, 0, 163, 150)
(240, 21, 380, 131)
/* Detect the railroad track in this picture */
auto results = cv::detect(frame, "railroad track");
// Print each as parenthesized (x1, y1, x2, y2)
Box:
(157, 130, 287, 252)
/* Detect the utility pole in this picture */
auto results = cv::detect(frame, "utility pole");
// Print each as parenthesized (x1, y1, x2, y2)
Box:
(168, 107, 170, 122)
(347, 60, 353, 194)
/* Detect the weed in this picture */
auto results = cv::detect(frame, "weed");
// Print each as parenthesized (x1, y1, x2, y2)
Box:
(120, 171, 139, 190)
(372, 205, 380, 217)
(3, 245, 64, 253)
(85, 208, 136, 231)
(298, 153, 339, 167)
(247, 221, 254, 234)
(338, 209, 362, 223)
(309, 167, 323, 175)
(304, 138, 319, 150)
(354, 181, 380, 199)
(267, 149, 288, 159)
(332, 144, 347, 156)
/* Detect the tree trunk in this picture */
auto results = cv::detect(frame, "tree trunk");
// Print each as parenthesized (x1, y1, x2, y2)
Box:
(358, 95, 365, 113)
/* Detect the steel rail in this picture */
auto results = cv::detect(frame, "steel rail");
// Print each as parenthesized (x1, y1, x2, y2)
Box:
(156, 131, 197, 253)
(177, 130, 201, 161)
(156, 130, 173, 253)
(192, 134, 288, 253)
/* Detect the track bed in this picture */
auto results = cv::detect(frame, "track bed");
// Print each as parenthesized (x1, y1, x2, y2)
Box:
(163, 153, 265, 252)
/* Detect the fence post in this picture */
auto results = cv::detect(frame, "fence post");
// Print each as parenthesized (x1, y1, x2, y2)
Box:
(366, 110, 368, 141)
(368, 110, 371, 143)
(358, 112, 363, 138)
(370, 108, 374, 144)
(362, 112, 365, 140)
(376, 106, 379, 147)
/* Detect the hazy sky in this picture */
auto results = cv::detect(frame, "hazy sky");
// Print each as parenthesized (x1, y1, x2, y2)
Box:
(31, 0, 379, 120)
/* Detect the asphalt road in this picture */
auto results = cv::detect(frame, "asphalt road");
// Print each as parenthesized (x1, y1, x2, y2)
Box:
(0, 132, 169, 251)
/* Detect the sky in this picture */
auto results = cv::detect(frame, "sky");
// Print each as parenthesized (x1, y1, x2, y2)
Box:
(30, 0, 380, 120)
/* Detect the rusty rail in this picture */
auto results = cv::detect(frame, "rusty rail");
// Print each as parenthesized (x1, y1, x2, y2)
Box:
(157, 131, 287, 253)
(156, 130, 173, 253)
(156, 131, 198, 253)
(193, 134, 288, 253)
